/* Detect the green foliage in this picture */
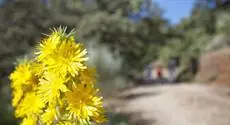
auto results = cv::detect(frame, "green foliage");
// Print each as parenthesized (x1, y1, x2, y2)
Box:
(216, 12, 230, 34)
(62, 0, 168, 77)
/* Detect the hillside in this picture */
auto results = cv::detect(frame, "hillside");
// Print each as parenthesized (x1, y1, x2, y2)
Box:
(196, 48, 230, 84)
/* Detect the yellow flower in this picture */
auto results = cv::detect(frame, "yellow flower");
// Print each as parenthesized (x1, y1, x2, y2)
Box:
(66, 84, 106, 123)
(36, 31, 61, 61)
(38, 72, 68, 105)
(41, 107, 57, 124)
(57, 121, 73, 125)
(20, 116, 37, 125)
(31, 61, 45, 76)
(9, 27, 107, 125)
(16, 92, 45, 118)
(12, 87, 23, 107)
(79, 67, 97, 84)
(44, 39, 88, 77)
(92, 108, 107, 123)
(9, 61, 38, 88)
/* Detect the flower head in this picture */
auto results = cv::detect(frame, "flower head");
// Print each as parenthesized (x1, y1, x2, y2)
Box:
(38, 72, 68, 105)
(36, 28, 88, 77)
(44, 39, 88, 77)
(36, 31, 61, 61)
(66, 84, 106, 123)
(10, 61, 38, 88)
(15, 92, 45, 118)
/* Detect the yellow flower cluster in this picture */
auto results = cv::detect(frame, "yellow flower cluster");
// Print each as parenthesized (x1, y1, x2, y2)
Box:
(9, 27, 107, 125)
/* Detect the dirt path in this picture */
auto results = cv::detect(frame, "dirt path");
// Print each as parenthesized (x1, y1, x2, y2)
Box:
(107, 83, 230, 125)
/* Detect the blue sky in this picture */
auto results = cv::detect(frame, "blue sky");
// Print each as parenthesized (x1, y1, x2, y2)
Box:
(154, 0, 195, 24)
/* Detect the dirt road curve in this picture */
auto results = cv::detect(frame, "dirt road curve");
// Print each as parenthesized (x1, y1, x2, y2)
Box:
(107, 83, 230, 125)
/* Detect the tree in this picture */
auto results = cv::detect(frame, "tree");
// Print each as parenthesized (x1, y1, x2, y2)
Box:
(53, 0, 169, 77)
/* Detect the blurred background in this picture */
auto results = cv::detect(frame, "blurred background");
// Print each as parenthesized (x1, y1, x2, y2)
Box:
(1, 0, 230, 125)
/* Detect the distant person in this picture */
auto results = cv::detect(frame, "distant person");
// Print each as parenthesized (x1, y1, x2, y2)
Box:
(156, 66, 163, 79)
(168, 57, 177, 82)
